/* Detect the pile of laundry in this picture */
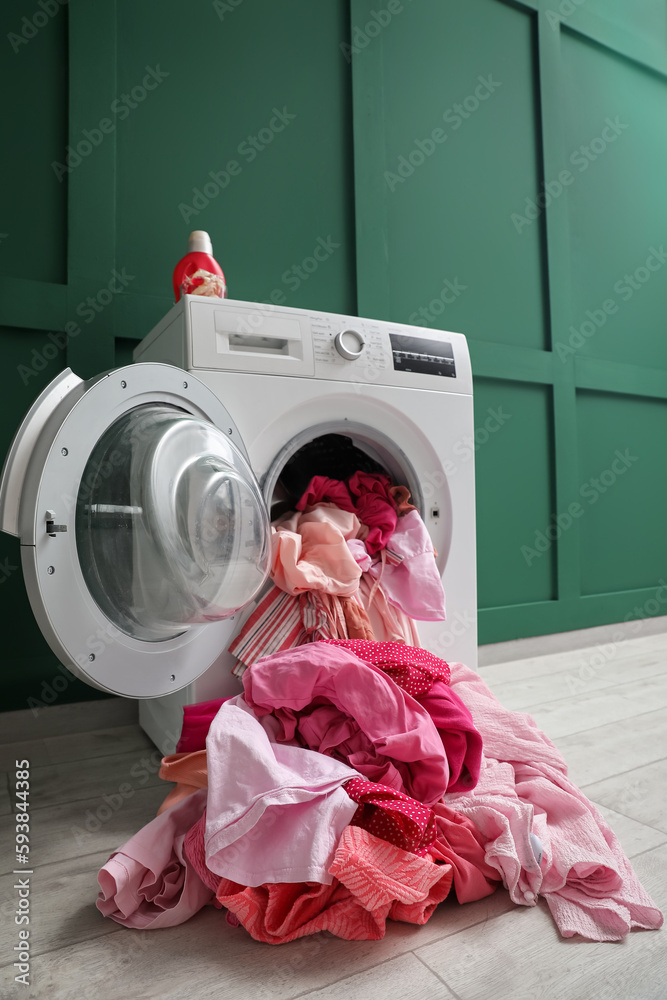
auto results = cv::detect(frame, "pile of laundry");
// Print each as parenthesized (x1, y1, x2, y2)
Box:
(96, 474, 663, 944)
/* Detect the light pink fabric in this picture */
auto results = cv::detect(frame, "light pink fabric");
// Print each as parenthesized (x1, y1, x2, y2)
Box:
(445, 662, 664, 940)
(368, 511, 446, 621)
(243, 642, 449, 805)
(357, 573, 420, 645)
(96, 789, 213, 928)
(271, 506, 361, 597)
(204, 700, 359, 886)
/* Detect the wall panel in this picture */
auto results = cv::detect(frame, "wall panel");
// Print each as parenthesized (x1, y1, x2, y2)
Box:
(352, 0, 667, 643)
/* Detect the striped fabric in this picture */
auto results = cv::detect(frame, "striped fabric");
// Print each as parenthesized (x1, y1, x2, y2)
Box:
(229, 586, 306, 676)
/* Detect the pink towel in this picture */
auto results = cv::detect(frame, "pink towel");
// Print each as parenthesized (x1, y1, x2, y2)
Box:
(445, 662, 664, 940)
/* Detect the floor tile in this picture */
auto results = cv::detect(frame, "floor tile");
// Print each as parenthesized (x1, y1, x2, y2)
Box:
(583, 759, 667, 834)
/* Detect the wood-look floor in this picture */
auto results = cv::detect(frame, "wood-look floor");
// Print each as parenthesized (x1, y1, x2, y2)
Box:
(1, 631, 666, 1000)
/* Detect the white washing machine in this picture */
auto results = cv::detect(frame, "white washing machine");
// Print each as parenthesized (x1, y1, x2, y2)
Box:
(0, 296, 477, 752)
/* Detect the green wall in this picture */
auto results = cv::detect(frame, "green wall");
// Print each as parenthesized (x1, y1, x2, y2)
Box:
(351, 0, 667, 643)
(1, 0, 666, 710)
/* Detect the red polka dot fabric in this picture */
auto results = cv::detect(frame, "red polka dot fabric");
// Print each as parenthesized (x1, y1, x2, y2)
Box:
(344, 776, 437, 855)
(323, 638, 451, 694)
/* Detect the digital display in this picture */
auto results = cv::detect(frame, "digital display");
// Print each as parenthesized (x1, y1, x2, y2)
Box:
(389, 335, 456, 378)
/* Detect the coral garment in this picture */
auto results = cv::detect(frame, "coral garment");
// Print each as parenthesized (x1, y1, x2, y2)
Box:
(271, 506, 362, 597)
(215, 826, 453, 944)
(242, 642, 449, 806)
(445, 661, 664, 940)
(204, 699, 359, 886)
(157, 749, 208, 814)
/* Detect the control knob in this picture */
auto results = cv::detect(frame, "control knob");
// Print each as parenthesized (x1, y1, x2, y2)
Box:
(334, 329, 365, 361)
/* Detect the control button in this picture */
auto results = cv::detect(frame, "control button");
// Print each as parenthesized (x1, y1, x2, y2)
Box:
(334, 329, 365, 361)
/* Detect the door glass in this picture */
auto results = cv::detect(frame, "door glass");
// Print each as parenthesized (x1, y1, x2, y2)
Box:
(75, 404, 270, 642)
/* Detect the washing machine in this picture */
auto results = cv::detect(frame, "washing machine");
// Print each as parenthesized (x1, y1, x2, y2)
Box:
(0, 296, 476, 752)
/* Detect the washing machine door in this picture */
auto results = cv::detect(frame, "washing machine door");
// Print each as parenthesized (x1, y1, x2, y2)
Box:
(0, 363, 271, 698)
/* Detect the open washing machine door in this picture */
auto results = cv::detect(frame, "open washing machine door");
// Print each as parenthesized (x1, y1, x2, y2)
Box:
(0, 363, 271, 698)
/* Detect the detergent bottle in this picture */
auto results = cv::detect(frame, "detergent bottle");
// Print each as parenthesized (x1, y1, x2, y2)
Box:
(172, 230, 227, 302)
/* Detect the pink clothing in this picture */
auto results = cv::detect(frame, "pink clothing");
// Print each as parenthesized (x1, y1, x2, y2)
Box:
(357, 573, 421, 645)
(204, 700, 359, 886)
(348, 472, 397, 554)
(322, 638, 451, 692)
(271, 506, 361, 597)
(345, 776, 436, 855)
(229, 585, 375, 678)
(157, 750, 208, 814)
(176, 698, 227, 754)
(418, 680, 483, 793)
(229, 585, 307, 674)
(215, 826, 451, 944)
(296, 475, 355, 513)
(183, 813, 223, 895)
(321, 639, 481, 793)
(389, 484, 418, 516)
(430, 801, 500, 903)
(446, 662, 664, 940)
(243, 642, 449, 806)
(368, 510, 446, 621)
(96, 789, 213, 928)
(329, 826, 451, 924)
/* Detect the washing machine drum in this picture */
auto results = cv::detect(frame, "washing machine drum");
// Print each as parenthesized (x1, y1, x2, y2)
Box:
(0, 364, 271, 699)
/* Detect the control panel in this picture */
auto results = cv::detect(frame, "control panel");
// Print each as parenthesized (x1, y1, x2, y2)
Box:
(136, 297, 473, 395)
